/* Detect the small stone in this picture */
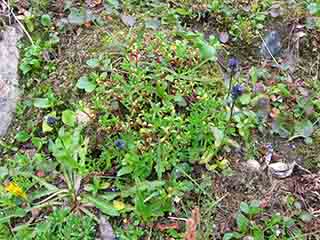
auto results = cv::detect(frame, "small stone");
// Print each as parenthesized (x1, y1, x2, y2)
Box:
(243, 237, 254, 240)
(245, 160, 261, 172)
(268, 162, 295, 178)
(76, 111, 91, 125)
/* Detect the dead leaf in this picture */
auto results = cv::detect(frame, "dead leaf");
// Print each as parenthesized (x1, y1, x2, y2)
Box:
(120, 14, 136, 27)
(269, 4, 283, 18)
(270, 108, 280, 119)
(219, 32, 229, 43)
(99, 215, 115, 240)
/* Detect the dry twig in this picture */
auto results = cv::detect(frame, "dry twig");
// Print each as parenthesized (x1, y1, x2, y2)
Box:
(0, 0, 34, 45)
(184, 207, 200, 240)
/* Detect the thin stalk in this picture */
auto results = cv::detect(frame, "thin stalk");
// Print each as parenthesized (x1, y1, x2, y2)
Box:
(228, 99, 236, 124)
(227, 73, 233, 99)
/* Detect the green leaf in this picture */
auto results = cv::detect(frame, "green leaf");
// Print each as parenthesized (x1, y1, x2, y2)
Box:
(212, 127, 224, 148)
(239, 202, 250, 214)
(42, 120, 53, 133)
(34, 98, 50, 109)
(223, 232, 243, 240)
(68, 8, 86, 25)
(15, 131, 31, 143)
(106, 0, 120, 8)
(239, 94, 251, 105)
(19, 63, 31, 75)
(253, 226, 264, 240)
(0, 166, 8, 179)
(117, 166, 132, 176)
(62, 110, 76, 127)
(84, 195, 119, 216)
(145, 19, 161, 30)
(86, 58, 99, 68)
(248, 200, 262, 216)
(196, 40, 217, 61)
(76, 76, 96, 93)
(294, 120, 314, 138)
(236, 213, 249, 233)
(308, 3, 320, 16)
(41, 14, 52, 26)
(174, 95, 187, 107)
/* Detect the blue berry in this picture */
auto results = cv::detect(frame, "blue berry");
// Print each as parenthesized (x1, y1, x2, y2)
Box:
(231, 84, 244, 100)
(114, 139, 126, 149)
(47, 116, 57, 126)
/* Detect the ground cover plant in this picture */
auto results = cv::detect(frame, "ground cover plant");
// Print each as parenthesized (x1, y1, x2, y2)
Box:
(0, 0, 320, 239)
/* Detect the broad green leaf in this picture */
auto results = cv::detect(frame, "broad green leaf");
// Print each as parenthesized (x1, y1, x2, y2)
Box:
(145, 19, 161, 30)
(76, 76, 96, 93)
(236, 213, 249, 233)
(223, 232, 243, 240)
(86, 58, 99, 68)
(212, 127, 224, 148)
(294, 120, 313, 138)
(68, 8, 86, 25)
(106, 0, 120, 8)
(253, 226, 264, 240)
(239, 202, 250, 214)
(42, 120, 53, 133)
(84, 195, 119, 216)
(308, 3, 320, 16)
(15, 131, 31, 143)
(196, 40, 217, 61)
(34, 98, 50, 109)
(239, 94, 251, 105)
(41, 14, 52, 26)
(0, 166, 8, 179)
(117, 166, 132, 176)
(174, 95, 187, 107)
(62, 110, 76, 127)
(19, 63, 31, 75)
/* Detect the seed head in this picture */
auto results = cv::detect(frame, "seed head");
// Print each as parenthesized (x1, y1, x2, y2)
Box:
(228, 57, 239, 73)
(231, 84, 244, 100)
(114, 139, 126, 150)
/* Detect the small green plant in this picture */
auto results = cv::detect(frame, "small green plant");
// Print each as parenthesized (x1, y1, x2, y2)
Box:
(223, 201, 304, 240)
(34, 209, 96, 240)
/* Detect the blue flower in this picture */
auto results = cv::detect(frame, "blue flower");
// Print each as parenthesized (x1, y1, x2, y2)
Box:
(231, 84, 244, 100)
(228, 57, 239, 73)
(47, 116, 57, 126)
(114, 139, 126, 149)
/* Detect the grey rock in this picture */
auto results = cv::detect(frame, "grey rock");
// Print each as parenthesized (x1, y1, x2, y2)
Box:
(260, 31, 282, 59)
(0, 26, 23, 137)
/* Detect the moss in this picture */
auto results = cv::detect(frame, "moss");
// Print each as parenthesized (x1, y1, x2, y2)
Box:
(297, 130, 320, 171)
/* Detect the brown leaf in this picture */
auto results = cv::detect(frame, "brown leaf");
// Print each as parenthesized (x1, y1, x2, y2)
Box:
(99, 215, 115, 240)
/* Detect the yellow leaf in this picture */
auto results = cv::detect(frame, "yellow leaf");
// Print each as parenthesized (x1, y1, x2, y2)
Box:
(5, 182, 27, 200)
(113, 200, 126, 211)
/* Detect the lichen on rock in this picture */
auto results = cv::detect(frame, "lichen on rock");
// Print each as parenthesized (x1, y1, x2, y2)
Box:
(0, 26, 23, 137)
